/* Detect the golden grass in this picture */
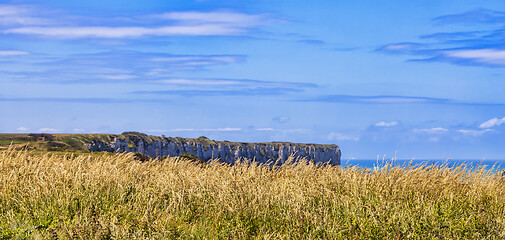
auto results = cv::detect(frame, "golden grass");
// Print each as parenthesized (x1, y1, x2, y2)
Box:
(1, 148, 505, 239)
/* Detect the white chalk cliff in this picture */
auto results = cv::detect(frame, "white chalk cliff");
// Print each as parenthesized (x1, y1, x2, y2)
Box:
(86, 133, 341, 165)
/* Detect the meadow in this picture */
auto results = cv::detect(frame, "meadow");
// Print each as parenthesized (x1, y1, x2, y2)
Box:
(1, 148, 505, 239)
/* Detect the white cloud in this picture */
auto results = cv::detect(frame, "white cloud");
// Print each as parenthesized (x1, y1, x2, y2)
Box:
(202, 128, 241, 132)
(155, 78, 241, 86)
(37, 128, 59, 133)
(155, 11, 268, 26)
(374, 121, 398, 127)
(281, 128, 310, 133)
(172, 129, 195, 132)
(382, 43, 418, 51)
(151, 56, 238, 63)
(4, 24, 244, 38)
(1, 6, 275, 39)
(413, 127, 448, 134)
(256, 128, 274, 131)
(0, 50, 28, 56)
(273, 116, 290, 124)
(16, 126, 28, 131)
(100, 74, 137, 80)
(0, 3, 279, 39)
(327, 132, 359, 141)
(171, 128, 242, 132)
(144, 129, 168, 133)
(366, 97, 430, 103)
(72, 128, 85, 133)
(479, 117, 505, 128)
(0, 5, 23, 16)
(152, 78, 312, 90)
(457, 129, 494, 136)
(0, 4, 50, 26)
(14, 51, 246, 84)
(443, 49, 505, 65)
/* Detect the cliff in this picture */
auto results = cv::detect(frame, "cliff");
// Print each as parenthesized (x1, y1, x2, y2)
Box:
(0, 132, 341, 165)
(86, 132, 341, 165)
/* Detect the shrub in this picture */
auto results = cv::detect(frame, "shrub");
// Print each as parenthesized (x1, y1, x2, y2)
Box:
(180, 153, 205, 164)
(132, 152, 151, 162)
(28, 133, 55, 141)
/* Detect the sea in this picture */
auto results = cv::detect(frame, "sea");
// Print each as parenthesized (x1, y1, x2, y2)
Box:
(341, 159, 505, 173)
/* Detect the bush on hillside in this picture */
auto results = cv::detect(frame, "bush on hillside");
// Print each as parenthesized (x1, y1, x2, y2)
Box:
(180, 153, 205, 164)
(133, 152, 151, 162)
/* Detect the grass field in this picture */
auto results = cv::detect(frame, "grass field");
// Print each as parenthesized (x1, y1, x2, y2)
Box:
(1, 148, 505, 239)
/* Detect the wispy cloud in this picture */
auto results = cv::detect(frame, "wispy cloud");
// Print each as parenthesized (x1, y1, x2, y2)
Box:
(479, 117, 505, 128)
(16, 126, 28, 131)
(279, 128, 310, 134)
(133, 88, 304, 97)
(37, 127, 59, 133)
(5, 25, 247, 38)
(153, 78, 316, 88)
(167, 128, 242, 132)
(44, 50, 245, 72)
(5, 51, 246, 83)
(377, 42, 425, 54)
(0, 97, 132, 103)
(155, 78, 243, 86)
(203, 128, 241, 132)
(439, 49, 505, 67)
(302, 94, 450, 104)
(152, 10, 272, 27)
(0, 50, 28, 56)
(433, 9, 505, 25)
(413, 127, 448, 134)
(100, 74, 138, 80)
(0, 6, 276, 39)
(457, 129, 494, 136)
(126, 74, 315, 97)
(420, 31, 484, 40)
(374, 121, 399, 127)
(273, 116, 290, 124)
(381, 46, 505, 68)
(131, 78, 316, 97)
(378, 8, 505, 68)
(0, 4, 51, 26)
(327, 132, 359, 141)
(150, 55, 239, 63)
(256, 128, 274, 131)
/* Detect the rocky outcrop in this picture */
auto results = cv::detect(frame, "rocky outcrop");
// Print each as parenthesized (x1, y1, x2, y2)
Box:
(85, 132, 341, 165)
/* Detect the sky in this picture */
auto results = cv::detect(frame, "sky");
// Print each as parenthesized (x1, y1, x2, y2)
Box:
(1, 0, 505, 160)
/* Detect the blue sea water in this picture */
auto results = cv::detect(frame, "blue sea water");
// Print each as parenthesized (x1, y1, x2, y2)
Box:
(342, 159, 505, 172)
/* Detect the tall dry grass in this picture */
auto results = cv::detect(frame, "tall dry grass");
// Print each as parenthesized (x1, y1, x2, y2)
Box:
(1, 148, 505, 239)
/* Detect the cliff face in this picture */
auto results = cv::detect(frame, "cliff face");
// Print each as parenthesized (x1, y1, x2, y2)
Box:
(85, 133, 341, 165)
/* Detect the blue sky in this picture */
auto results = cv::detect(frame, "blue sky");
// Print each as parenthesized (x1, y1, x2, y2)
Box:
(1, 0, 505, 159)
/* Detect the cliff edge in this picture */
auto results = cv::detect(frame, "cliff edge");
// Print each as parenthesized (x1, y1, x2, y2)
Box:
(87, 132, 341, 165)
